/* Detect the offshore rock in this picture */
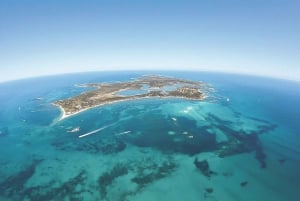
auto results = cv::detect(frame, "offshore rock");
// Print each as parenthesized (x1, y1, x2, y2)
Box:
(205, 187, 214, 193)
(194, 158, 213, 178)
(240, 181, 248, 187)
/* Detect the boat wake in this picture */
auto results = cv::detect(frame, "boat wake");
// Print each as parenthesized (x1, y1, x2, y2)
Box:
(78, 124, 114, 138)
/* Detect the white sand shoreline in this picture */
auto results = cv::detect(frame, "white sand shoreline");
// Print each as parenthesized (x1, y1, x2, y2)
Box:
(53, 95, 209, 122)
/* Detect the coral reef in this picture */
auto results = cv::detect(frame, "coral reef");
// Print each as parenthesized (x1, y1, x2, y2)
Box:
(205, 187, 214, 193)
(240, 181, 248, 187)
(24, 171, 88, 201)
(0, 160, 41, 199)
(98, 164, 128, 198)
(131, 160, 177, 189)
(194, 158, 216, 178)
(51, 136, 127, 155)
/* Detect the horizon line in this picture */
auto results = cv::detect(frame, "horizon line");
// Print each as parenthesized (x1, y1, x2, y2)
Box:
(1, 69, 299, 84)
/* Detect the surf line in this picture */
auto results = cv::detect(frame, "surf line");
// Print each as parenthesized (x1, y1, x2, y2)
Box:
(78, 123, 114, 138)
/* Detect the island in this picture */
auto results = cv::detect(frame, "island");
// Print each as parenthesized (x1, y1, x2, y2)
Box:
(54, 75, 210, 120)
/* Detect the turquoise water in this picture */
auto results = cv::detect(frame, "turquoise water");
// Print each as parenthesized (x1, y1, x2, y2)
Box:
(0, 71, 299, 201)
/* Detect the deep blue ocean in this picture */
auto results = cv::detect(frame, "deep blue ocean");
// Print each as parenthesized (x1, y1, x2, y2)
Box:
(0, 71, 299, 201)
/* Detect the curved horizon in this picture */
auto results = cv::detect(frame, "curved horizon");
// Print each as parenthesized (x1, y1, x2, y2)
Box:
(1, 68, 299, 84)
(1, 0, 299, 83)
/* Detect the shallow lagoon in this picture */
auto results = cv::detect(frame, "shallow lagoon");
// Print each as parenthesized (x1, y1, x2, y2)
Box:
(0, 71, 299, 201)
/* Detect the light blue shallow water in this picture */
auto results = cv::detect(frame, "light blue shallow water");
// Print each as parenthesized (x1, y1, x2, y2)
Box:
(0, 71, 299, 201)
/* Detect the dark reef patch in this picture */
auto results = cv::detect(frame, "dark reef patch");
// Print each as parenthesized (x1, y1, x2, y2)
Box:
(0, 159, 41, 200)
(97, 157, 178, 200)
(131, 160, 177, 189)
(240, 181, 248, 187)
(24, 171, 88, 201)
(120, 113, 217, 155)
(206, 113, 276, 168)
(51, 135, 127, 155)
(115, 110, 276, 169)
(0, 161, 90, 201)
(194, 158, 216, 178)
(98, 164, 128, 198)
(222, 171, 233, 177)
(205, 187, 214, 193)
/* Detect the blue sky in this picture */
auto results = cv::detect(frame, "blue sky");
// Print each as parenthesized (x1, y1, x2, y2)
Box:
(0, 0, 299, 82)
